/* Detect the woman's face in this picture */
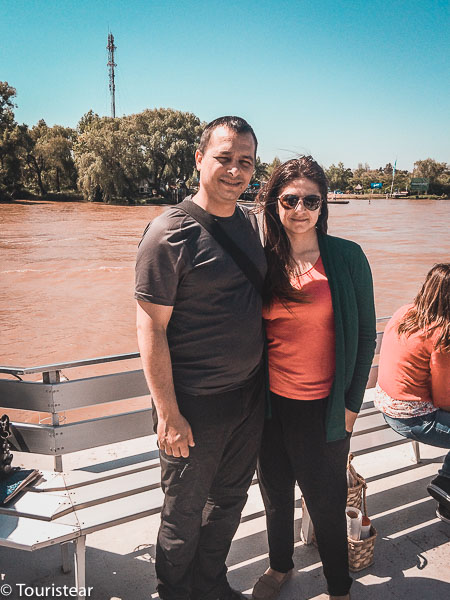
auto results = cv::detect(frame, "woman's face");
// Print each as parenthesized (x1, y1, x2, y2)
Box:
(276, 178, 322, 239)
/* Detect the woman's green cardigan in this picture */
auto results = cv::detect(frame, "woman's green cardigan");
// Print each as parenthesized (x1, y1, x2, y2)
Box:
(317, 232, 377, 442)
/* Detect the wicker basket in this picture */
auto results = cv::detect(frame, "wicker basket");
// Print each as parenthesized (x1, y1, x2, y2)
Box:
(348, 524, 377, 571)
(348, 474, 377, 571)
(346, 453, 366, 510)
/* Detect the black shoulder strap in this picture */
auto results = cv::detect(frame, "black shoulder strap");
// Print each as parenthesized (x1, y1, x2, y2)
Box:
(177, 199, 264, 296)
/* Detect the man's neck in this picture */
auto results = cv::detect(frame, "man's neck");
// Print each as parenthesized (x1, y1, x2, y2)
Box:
(191, 190, 236, 218)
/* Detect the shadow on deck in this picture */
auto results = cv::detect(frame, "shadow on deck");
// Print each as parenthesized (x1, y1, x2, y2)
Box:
(0, 439, 449, 600)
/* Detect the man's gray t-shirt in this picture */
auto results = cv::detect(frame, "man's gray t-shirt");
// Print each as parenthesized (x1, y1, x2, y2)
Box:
(135, 200, 267, 395)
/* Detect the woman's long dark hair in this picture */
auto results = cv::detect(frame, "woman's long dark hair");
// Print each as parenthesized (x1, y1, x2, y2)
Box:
(256, 156, 329, 307)
(397, 263, 450, 352)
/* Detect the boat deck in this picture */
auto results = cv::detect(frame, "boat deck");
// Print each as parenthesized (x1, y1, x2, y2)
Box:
(1, 435, 449, 599)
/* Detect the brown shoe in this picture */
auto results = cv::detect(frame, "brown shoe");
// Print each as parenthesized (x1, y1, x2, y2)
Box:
(252, 571, 291, 600)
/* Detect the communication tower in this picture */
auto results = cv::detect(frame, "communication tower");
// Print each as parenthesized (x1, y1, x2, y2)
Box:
(107, 33, 117, 118)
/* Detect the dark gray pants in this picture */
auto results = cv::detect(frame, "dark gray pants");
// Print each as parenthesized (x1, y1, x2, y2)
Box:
(155, 369, 265, 600)
(258, 393, 353, 597)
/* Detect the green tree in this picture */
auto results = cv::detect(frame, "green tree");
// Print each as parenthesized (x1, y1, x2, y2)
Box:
(21, 120, 50, 196)
(266, 156, 281, 179)
(413, 158, 449, 194)
(77, 110, 100, 134)
(326, 162, 353, 191)
(251, 157, 269, 184)
(74, 109, 202, 203)
(131, 108, 203, 190)
(0, 82, 21, 199)
(38, 125, 77, 191)
(413, 158, 447, 181)
(74, 116, 144, 203)
(0, 81, 16, 133)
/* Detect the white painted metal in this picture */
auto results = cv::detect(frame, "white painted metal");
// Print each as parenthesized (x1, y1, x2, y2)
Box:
(350, 427, 410, 454)
(74, 535, 86, 600)
(353, 412, 395, 435)
(66, 470, 161, 511)
(70, 488, 164, 535)
(8, 422, 57, 454)
(61, 542, 71, 574)
(0, 352, 140, 376)
(0, 514, 80, 550)
(300, 502, 314, 545)
(61, 459, 159, 489)
(375, 330, 384, 354)
(9, 410, 153, 455)
(64, 459, 161, 493)
(0, 491, 73, 521)
(53, 370, 149, 410)
(30, 472, 66, 492)
(411, 440, 421, 463)
(0, 379, 53, 411)
(52, 409, 153, 454)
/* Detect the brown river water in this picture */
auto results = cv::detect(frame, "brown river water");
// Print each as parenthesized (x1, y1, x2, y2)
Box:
(1, 199, 449, 421)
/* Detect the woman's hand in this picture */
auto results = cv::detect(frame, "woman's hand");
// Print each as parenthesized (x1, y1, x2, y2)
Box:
(345, 408, 358, 433)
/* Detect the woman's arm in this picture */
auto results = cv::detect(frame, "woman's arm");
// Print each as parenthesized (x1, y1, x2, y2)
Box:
(430, 348, 450, 409)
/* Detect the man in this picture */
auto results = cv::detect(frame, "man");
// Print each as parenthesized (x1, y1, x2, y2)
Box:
(135, 116, 266, 600)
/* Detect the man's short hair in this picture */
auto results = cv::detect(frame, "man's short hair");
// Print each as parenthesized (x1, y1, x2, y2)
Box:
(198, 116, 258, 157)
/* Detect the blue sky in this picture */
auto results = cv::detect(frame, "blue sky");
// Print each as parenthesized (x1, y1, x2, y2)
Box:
(1, 0, 449, 170)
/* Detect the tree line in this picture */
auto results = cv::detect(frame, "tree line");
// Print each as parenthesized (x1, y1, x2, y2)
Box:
(1, 81, 448, 203)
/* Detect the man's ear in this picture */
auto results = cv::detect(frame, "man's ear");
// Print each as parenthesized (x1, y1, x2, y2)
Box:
(195, 149, 203, 171)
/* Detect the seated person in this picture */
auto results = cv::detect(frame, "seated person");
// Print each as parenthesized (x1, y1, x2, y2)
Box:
(375, 263, 450, 523)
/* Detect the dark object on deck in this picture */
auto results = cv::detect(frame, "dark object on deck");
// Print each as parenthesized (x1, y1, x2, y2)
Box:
(0, 414, 13, 480)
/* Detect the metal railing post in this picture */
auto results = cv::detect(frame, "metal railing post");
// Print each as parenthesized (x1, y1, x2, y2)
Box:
(43, 369, 63, 472)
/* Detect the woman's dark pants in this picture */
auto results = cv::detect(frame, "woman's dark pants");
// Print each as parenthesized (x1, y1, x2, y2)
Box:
(155, 370, 265, 600)
(258, 393, 353, 597)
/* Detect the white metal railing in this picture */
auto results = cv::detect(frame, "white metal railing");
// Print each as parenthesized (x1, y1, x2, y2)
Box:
(0, 318, 390, 471)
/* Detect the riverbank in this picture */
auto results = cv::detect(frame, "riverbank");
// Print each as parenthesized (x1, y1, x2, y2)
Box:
(1, 191, 84, 203)
(329, 194, 449, 200)
(3, 192, 448, 206)
(0, 193, 181, 206)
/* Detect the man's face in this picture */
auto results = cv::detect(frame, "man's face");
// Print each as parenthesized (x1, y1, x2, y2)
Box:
(195, 126, 255, 205)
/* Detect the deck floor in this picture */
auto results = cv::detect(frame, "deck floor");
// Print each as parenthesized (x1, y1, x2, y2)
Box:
(1, 436, 449, 599)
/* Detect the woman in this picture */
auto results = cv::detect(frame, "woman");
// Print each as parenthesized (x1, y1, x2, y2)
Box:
(376, 263, 450, 523)
(252, 157, 376, 600)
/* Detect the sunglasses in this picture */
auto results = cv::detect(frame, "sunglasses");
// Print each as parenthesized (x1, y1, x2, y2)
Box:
(278, 194, 322, 211)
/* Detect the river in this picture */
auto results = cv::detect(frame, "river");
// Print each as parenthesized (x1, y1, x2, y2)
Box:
(1, 198, 449, 375)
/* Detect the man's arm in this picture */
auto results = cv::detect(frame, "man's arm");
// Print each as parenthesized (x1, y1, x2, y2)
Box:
(136, 300, 195, 457)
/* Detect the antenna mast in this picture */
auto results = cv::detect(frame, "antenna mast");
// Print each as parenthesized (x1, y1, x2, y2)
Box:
(107, 33, 117, 118)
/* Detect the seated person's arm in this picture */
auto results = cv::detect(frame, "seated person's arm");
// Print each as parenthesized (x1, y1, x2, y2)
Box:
(137, 300, 195, 457)
(430, 348, 450, 412)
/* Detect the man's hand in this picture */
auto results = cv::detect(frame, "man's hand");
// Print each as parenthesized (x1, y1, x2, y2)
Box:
(345, 408, 358, 433)
(157, 412, 195, 458)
